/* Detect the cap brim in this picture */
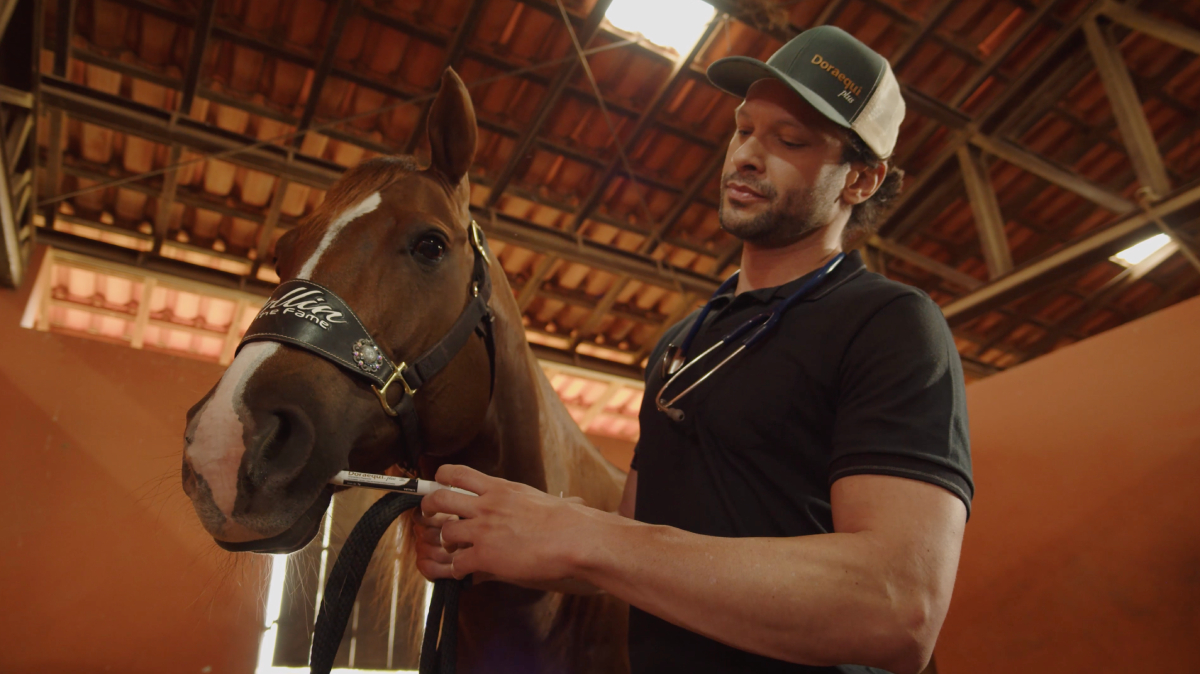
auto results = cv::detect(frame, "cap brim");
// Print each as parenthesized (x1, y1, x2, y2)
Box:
(707, 56, 853, 131)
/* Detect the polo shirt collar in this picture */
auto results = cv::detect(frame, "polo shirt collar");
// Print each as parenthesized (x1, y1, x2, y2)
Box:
(710, 249, 868, 310)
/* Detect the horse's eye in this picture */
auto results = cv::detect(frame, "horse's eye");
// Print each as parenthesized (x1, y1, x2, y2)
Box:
(412, 235, 447, 262)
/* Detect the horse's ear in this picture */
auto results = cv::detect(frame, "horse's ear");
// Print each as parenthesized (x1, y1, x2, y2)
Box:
(427, 68, 477, 186)
(272, 228, 300, 279)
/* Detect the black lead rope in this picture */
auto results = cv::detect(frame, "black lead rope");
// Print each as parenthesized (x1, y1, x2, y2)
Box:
(310, 492, 469, 674)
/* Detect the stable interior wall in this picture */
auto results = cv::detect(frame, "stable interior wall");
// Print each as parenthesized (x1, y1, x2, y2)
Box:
(1, 246, 635, 674)
(939, 294, 1200, 672)
(0, 248, 266, 674)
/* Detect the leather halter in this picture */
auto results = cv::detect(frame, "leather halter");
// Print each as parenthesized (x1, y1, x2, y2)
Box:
(238, 220, 495, 465)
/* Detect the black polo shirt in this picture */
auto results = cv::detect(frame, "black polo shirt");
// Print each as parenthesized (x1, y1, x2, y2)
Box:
(628, 250, 973, 674)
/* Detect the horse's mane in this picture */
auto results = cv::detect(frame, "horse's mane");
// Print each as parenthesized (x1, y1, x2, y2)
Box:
(294, 155, 423, 249)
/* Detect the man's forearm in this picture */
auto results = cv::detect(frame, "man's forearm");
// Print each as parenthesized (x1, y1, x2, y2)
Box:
(570, 511, 931, 674)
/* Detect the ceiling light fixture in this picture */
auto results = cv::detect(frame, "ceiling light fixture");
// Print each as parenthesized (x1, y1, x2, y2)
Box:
(1111, 233, 1171, 267)
(605, 0, 716, 56)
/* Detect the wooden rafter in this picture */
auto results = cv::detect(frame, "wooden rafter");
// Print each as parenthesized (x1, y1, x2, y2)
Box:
(1101, 0, 1200, 55)
(956, 145, 1014, 279)
(483, 0, 616, 207)
(942, 180, 1200, 324)
(1083, 15, 1171, 198)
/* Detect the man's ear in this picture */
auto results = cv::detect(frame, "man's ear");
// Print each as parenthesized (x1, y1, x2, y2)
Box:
(842, 161, 887, 206)
(272, 228, 300, 280)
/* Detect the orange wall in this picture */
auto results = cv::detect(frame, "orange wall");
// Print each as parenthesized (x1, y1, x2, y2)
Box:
(939, 294, 1200, 672)
(0, 249, 264, 674)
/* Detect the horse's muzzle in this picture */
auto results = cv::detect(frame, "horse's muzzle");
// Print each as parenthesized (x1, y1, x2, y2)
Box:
(216, 486, 333, 554)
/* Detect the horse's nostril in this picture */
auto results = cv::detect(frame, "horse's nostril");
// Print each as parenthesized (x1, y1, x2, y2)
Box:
(260, 412, 292, 464)
(252, 406, 315, 479)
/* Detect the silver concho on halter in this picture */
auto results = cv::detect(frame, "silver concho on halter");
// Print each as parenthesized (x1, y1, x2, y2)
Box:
(352, 338, 385, 374)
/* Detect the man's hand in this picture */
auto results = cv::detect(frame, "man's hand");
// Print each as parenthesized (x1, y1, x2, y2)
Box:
(420, 464, 597, 584)
(411, 511, 458, 581)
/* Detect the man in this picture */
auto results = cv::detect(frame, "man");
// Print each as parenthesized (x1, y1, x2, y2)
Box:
(417, 26, 973, 674)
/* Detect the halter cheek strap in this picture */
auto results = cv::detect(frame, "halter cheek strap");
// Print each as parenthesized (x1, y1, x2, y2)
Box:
(237, 221, 496, 465)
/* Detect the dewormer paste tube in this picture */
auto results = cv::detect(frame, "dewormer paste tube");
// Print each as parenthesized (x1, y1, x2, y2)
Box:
(330, 470, 476, 497)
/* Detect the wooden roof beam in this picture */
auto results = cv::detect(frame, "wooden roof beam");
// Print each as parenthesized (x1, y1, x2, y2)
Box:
(941, 180, 1200, 324)
(474, 206, 720, 296)
(889, 0, 957, 70)
(867, 235, 984, 291)
(503, 8, 717, 321)
(39, 75, 345, 188)
(156, 0, 216, 254)
(178, 0, 215, 119)
(1022, 237, 1182, 358)
(402, 0, 486, 154)
(883, 1, 1114, 241)
(958, 145, 1014, 279)
(1100, 0, 1200, 55)
(893, 0, 1071, 169)
(0, 110, 19, 287)
(1083, 15, 1171, 199)
(42, 0, 76, 233)
(560, 16, 726, 345)
(569, 16, 723, 232)
(37, 227, 279, 295)
(970, 134, 1135, 214)
(292, 0, 356, 151)
(484, 0, 615, 207)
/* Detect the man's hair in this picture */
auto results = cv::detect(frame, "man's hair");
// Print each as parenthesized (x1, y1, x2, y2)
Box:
(840, 132, 904, 248)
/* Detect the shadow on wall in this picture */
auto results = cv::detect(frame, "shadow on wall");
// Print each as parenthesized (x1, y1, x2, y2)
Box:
(940, 293, 1200, 672)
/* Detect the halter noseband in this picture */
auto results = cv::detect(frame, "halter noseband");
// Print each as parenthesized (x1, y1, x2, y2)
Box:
(237, 220, 496, 464)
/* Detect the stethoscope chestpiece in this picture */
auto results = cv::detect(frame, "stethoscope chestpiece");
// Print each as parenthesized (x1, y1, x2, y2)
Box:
(661, 343, 686, 381)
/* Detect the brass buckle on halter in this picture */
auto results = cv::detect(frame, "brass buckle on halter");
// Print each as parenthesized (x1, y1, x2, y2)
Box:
(470, 220, 490, 266)
(372, 362, 417, 417)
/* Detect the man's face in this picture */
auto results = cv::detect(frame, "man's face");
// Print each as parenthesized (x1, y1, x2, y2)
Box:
(719, 79, 851, 248)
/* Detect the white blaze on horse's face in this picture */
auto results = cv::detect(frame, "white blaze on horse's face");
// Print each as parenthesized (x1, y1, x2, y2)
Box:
(186, 341, 279, 516)
(184, 192, 382, 524)
(297, 191, 382, 279)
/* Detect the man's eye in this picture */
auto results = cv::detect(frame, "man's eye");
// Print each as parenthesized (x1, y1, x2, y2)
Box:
(412, 235, 447, 262)
(780, 139, 805, 148)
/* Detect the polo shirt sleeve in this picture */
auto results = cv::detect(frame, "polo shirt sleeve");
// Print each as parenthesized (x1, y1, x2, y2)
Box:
(829, 292, 974, 516)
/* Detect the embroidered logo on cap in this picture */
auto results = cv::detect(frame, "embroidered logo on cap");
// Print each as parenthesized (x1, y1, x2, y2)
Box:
(811, 54, 863, 103)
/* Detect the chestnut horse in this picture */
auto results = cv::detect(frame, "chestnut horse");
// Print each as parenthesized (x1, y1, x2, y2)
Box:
(182, 69, 628, 673)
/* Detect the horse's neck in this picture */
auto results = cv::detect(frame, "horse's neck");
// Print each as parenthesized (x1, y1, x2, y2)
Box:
(446, 267, 624, 509)
(514, 354, 625, 510)
(442, 265, 630, 674)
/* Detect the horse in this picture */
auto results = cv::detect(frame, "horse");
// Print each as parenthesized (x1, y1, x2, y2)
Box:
(181, 67, 629, 674)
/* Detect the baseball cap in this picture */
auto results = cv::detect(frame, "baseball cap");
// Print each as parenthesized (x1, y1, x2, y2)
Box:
(707, 26, 905, 159)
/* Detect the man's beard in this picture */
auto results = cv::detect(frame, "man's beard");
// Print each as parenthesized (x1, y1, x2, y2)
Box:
(718, 171, 841, 248)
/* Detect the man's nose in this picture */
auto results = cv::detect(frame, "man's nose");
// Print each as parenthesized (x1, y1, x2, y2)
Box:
(728, 133, 765, 174)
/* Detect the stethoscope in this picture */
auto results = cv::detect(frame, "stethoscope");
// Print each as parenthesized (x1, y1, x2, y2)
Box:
(655, 252, 846, 422)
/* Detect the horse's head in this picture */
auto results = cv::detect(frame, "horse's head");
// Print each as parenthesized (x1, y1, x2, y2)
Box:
(182, 69, 494, 553)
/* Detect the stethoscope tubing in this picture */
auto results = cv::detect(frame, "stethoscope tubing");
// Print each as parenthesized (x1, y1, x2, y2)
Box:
(655, 253, 845, 421)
